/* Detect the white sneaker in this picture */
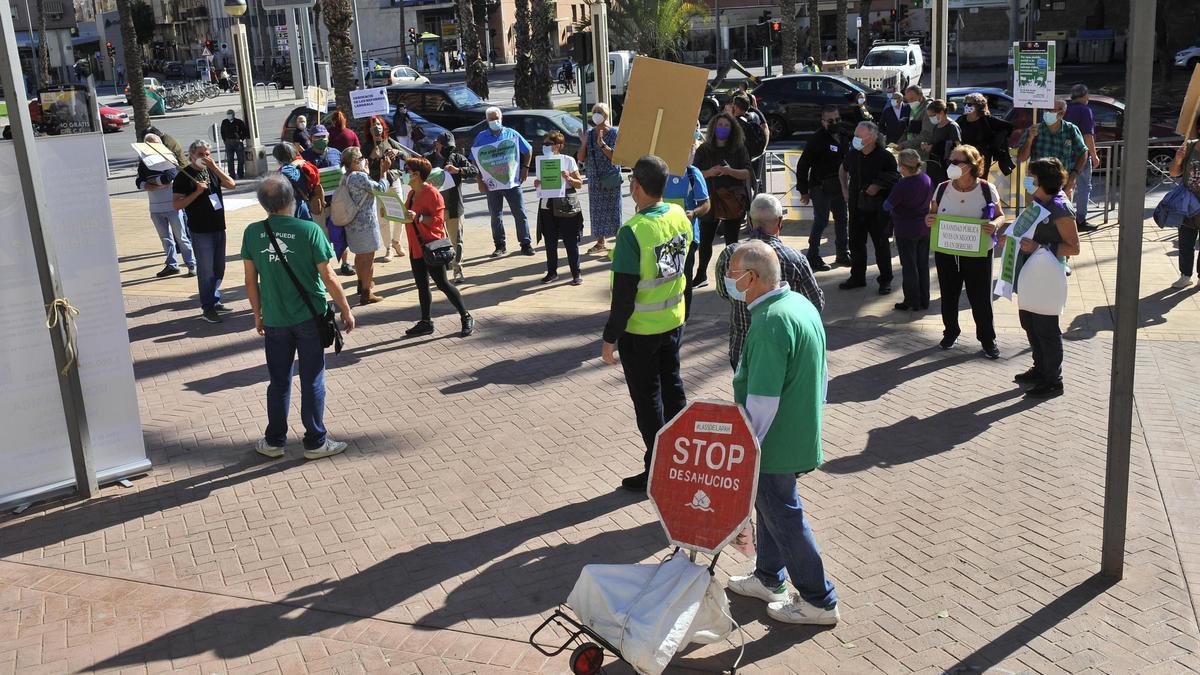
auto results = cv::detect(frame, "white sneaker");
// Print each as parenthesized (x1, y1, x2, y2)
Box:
(767, 594, 840, 625)
(1172, 274, 1194, 289)
(303, 439, 347, 460)
(255, 438, 284, 459)
(726, 574, 788, 604)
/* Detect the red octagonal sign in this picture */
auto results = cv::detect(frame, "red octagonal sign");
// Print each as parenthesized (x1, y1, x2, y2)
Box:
(648, 400, 761, 554)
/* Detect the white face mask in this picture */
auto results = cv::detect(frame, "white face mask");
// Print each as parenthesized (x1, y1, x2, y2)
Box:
(892, 99, 902, 108)
(542, 145, 556, 157)
(856, 95, 866, 106)
(946, 163, 964, 180)
(488, 119, 502, 132)
(297, 121, 307, 130)
(592, 112, 605, 125)
(963, 105, 976, 115)
(1043, 111, 1060, 125)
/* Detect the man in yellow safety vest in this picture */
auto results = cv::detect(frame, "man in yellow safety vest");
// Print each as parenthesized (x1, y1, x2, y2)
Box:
(600, 155, 694, 492)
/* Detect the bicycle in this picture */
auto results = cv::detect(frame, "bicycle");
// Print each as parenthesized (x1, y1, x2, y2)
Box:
(554, 67, 575, 94)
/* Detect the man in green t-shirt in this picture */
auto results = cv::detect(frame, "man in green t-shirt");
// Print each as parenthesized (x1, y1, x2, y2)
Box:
(241, 174, 356, 461)
(722, 240, 840, 626)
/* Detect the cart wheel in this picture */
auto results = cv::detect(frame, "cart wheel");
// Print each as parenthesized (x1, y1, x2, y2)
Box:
(569, 642, 604, 675)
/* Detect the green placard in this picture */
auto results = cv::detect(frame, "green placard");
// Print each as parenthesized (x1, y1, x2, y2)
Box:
(931, 214, 990, 258)
(318, 166, 342, 192)
(539, 157, 563, 192)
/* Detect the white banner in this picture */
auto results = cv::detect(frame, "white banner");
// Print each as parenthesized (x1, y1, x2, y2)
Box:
(349, 86, 389, 119)
(0, 134, 149, 507)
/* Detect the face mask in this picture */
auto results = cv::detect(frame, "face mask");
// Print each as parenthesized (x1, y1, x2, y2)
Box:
(297, 122, 307, 130)
(440, 145, 453, 157)
(856, 95, 866, 105)
(1043, 112, 1059, 125)
(714, 126, 731, 141)
(313, 139, 328, 151)
(963, 105, 975, 115)
(851, 136, 865, 151)
(892, 100, 902, 108)
(400, 172, 412, 185)
(723, 273, 748, 302)
(192, 158, 206, 169)
(542, 145, 556, 157)
(928, 115, 940, 126)
(372, 125, 383, 137)
(592, 112, 605, 125)
(488, 119, 502, 132)
(946, 163, 964, 180)
(1023, 176, 1038, 194)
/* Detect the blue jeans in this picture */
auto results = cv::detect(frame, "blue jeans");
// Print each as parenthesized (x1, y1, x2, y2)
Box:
(150, 210, 195, 270)
(808, 187, 849, 259)
(1074, 156, 1092, 226)
(263, 320, 327, 449)
(225, 141, 245, 178)
(191, 230, 225, 310)
(485, 186, 530, 248)
(753, 472, 838, 610)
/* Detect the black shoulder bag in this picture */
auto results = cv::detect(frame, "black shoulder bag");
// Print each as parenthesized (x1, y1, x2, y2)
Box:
(262, 220, 344, 354)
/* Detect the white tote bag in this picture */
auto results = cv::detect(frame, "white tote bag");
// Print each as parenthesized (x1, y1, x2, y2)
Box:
(1016, 247, 1068, 316)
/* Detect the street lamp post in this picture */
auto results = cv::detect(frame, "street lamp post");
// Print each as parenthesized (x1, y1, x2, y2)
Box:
(224, 0, 266, 176)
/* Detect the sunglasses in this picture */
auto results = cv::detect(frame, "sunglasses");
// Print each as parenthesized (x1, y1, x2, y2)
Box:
(948, 159, 968, 165)
(543, 142, 558, 146)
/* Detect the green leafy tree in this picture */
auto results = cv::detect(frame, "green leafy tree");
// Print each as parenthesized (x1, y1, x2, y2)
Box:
(609, 0, 707, 61)
(513, 0, 533, 107)
(36, 0, 50, 85)
(807, 0, 822, 63)
(527, 0, 553, 109)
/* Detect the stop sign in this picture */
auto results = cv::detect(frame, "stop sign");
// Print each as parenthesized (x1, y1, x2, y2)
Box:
(648, 400, 760, 554)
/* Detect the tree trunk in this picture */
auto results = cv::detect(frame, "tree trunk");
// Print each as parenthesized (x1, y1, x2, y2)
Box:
(321, 0, 356, 121)
(35, 0, 51, 84)
(836, 0, 847, 61)
(312, 3, 326, 61)
(528, 0, 552, 108)
(781, 0, 797, 74)
(808, 0, 822, 63)
(858, 0, 869, 63)
(513, 0, 533, 108)
(457, 0, 489, 98)
(116, 0, 149, 136)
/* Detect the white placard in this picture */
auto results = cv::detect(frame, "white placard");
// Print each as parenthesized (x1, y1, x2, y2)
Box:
(304, 86, 328, 114)
(349, 87, 390, 118)
(0, 134, 150, 508)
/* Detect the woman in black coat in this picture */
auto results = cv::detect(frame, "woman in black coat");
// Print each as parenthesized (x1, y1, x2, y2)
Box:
(957, 92, 1015, 179)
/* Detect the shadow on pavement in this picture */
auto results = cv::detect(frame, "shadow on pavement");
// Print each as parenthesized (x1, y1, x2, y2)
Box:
(826, 348, 978, 405)
(1063, 285, 1200, 341)
(674, 593, 832, 671)
(89, 490, 647, 670)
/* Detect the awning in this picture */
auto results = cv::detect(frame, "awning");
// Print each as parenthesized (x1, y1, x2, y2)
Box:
(14, 32, 38, 49)
(419, 32, 440, 40)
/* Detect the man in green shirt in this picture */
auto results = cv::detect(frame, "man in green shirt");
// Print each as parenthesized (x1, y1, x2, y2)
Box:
(723, 240, 840, 626)
(600, 155, 693, 492)
(242, 174, 356, 460)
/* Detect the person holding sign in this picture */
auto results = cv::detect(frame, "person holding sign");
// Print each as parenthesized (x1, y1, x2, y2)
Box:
(338, 148, 389, 305)
(1168, 114, 1200, 289)
(1016, 99, 1087, 198)
(473, 107, 534, 257)
(401, 157, 474, 338)
(924, 145, 1004, 358)
(997, 158, 1080, 398)
(136, 132, 195, 279)
(534, 131, 585, 285)
(173, 140, 236, 324)
(362, 115, 406, 263)
(426, 131, 478, 284)
(301, 126, 355, 278)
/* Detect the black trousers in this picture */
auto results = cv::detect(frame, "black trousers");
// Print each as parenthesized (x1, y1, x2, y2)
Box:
(934, 250, 995, 343)
(848, 206, 893, 285)
(541, 210, 582, 276)
(617, 327, 687, 472)
(696, 212, 741, 283)
(1019, 310, 1063, 384)
(683, 241, 698, 320)
(410, 255, 468, 320)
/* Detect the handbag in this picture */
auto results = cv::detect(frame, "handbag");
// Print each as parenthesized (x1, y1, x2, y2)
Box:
(713, 184, 749, 220)
(330, 178, 372, 227)
(407, 195, 457, 267)
(551, 190, 582, 218)
(262, 220, 344, 354)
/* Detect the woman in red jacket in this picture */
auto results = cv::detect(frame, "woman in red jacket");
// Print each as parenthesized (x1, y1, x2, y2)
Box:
(324, 111, 360, 152)
(403, 157, 474, 337)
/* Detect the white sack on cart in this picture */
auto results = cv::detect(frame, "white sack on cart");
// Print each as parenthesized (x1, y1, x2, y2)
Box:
(566, 551, 733, 675)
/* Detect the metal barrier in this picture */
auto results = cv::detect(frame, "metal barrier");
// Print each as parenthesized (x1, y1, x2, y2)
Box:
(254, 82, 281, 102)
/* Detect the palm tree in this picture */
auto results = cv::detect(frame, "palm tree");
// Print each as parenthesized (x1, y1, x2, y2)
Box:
(456, 0, 489, 98)
(807, 0, 821, 63)
(527, 0, 553, 109)
(311, 3, 326, 60)
(321, 0, 356, 120)
(609, 0, 706, 61)
(116, 0, 149, 135)
(35, 0, 51, 85)
(836, 0, 847, 61)
(513, 0, 533, 108)
(780, 0, 797, 74)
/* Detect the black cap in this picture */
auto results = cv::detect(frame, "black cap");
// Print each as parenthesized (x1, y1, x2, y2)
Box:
(436, 130, 455, 147)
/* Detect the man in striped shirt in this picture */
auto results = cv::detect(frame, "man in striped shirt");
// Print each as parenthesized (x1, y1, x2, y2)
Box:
(715, 193, 825, 369)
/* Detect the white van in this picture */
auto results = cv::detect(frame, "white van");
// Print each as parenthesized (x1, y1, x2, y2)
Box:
(583, 51, 637, 116)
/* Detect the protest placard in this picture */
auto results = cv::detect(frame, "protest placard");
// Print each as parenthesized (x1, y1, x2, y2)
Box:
(535, 155, 565, 198)
(472, 138, 522, 191)
(374, 190, 410, 223)
(612, 57, 709, 176)
(304, 86, 329, 114)
(1013, 41, 1056, 109)
(932, 215, 990, 257)
(131, 141, 178, 171)
(350, 87, 389, 119)
(318, 165, 342, 193)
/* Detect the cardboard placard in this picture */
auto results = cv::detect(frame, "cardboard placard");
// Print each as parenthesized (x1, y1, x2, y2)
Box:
(350, 87, 390, 119)
(612, 57, 710, 176)
(131, 141, 179, 171)
(305, 86, 329, 114)
(1177, 63, 1200, 139)
(318, 165, 342, 192)
(374, 190, 411, 223)
(472, 139, 522, 191)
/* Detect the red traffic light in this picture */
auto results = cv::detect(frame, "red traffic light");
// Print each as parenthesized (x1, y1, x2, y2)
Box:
(771, 21, 780, 32)
(105, 41, 113, 48)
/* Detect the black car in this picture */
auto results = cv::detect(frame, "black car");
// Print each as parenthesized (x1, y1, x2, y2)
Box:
(280, 105, 449, 157)
(385, 83, 515, 131)
(452, 110, 586, 162)
(752, 74, 889, 139)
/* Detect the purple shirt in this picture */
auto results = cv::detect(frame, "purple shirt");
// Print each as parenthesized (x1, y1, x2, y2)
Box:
(884, 173, 933, 240)
(1064, 101, 1095, 136)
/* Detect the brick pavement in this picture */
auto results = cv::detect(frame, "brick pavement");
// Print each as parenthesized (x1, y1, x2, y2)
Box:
(2, 188, 1200, 673)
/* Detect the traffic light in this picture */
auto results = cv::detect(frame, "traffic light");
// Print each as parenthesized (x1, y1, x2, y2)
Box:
(771, 21, 781, 32)
(408, 28, 419, 46)
(105, 41, 115, 59)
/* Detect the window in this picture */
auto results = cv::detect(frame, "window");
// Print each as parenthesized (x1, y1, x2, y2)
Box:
(387, 90, 423, 109)
(815, 78, 850, 95)
(447, 86, 483, 107)
(1092, 103, 1120, 128)
(424, 92, 450, 111)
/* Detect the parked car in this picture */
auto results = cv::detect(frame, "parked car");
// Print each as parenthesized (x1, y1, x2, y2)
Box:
(945, 87, 1015, 121)
(125, 77, 165, 105)
(98, 105, 130, 132)
(280, 105, 449, 156)
(453, 110, 586, 161)
(385, 83, 515, 131)
(365, 65, 430, 87)
(1175, 41, 1200, 70)
(751, 73, 889, 139)
(163, 62, 184, 78)
(3, 98, 126, 137)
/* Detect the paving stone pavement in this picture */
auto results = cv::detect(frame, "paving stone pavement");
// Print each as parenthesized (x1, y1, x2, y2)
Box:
(2, 187, 1200, 673)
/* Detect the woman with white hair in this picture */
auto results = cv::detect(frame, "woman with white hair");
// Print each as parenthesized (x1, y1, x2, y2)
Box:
(338, 147, 390, 305)
(577, 102, 622, 253)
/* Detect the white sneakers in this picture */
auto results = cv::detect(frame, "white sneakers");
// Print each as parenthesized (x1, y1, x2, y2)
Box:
(726, 575, 788, 604)
(1172, 274, 1194, 289)
(727, 574, 840, 626)
(254, 438, 347, 460)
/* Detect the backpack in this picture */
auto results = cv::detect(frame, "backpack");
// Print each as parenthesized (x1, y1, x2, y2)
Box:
(738, 112, 767, 159)
(330, 177, 373, 227)
(935, 179, 997, 220)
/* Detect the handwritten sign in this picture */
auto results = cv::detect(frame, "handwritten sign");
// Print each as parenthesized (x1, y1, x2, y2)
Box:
(131, 141, 178, 171)
(350, 87, 390, 119)
(305, 86, 329, 114)
(536, 155, 565, 198)
(472, 138, 521, 191)
(931, 214, 990, 257)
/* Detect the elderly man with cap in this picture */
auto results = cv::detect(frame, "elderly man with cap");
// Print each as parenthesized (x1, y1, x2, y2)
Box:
(426, 131, 479, 284)
(723, 239, 840, 626)
(219, 108, 250, 179)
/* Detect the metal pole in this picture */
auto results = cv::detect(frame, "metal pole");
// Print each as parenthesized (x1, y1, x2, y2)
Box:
(286, 9, 303, 98)
(351, 0, 366, 84)
(931, 0, 949, 99)
(714, 0, 722, 67)
(232, 19, 263, 175)
(302, 8, 317, 87)
(1100, 0, 1154, 580)
(0, 7, 97, 499)
(94, 0, 112, 82)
